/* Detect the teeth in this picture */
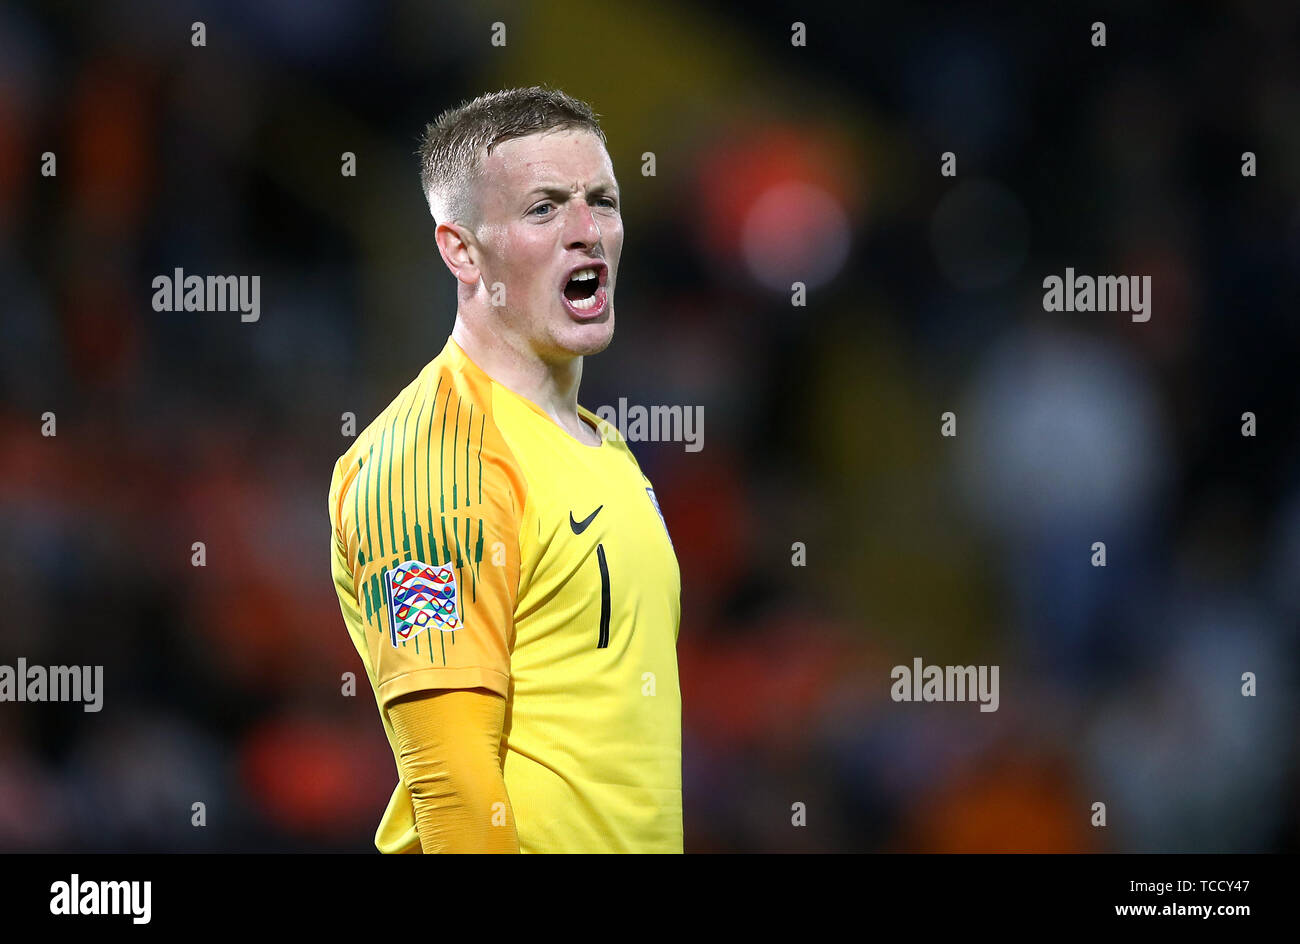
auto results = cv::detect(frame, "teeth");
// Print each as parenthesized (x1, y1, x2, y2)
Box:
(569, 267, 598, 281)
(569, 288, 601, 311)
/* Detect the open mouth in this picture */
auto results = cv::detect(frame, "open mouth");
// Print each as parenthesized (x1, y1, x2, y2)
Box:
(561, 262, 608, 315)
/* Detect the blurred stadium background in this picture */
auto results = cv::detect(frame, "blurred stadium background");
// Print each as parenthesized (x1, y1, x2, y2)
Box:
(1, 0, 1297, 852)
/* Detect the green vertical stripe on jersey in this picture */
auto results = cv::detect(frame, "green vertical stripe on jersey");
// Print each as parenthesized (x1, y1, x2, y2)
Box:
(473, 518, 483, 567)
(426, 376, 442, 565)
(439, 388, 453, 564)
(477, 411, 485, 505)
(386, 405, 401, 557)
(375, 428, 386, 558)
(464, 517, 476, 602)
(464, 404, 472, 505)
(438, 386, 450, 513)
(363, 445, 375, 564)
(459, 519, 469, 634)
(452, 395, 460, 510)
(397, 388, 418, 557)
(410, 388, 429, 563)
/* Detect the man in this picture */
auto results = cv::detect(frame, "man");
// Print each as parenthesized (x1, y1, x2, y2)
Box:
(327, 87, 682, 853)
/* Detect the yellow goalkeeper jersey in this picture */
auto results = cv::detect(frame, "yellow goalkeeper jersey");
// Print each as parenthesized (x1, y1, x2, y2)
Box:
(327, 336, 683, 853)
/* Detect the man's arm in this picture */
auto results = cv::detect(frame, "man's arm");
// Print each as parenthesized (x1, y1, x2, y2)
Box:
(387, 687, 520, 854)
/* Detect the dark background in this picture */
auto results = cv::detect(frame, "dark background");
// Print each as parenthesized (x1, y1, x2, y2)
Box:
(1, 0, 1297, 852)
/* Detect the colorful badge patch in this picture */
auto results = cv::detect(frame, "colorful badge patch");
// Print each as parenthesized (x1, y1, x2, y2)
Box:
(385, 560, 461, 648)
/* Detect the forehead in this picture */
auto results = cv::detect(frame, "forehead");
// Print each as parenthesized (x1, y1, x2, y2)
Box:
(480, 129, 615, 195)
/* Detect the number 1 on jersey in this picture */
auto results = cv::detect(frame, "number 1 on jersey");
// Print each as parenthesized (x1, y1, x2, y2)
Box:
(596, 543, 611, 648)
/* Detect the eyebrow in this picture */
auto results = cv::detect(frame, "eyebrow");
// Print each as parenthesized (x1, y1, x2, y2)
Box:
(522, 182, 619, 202)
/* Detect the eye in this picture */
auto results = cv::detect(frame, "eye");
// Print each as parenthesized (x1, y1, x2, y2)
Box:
(530, 202, 553, 218)
(597, 196, 618, 209)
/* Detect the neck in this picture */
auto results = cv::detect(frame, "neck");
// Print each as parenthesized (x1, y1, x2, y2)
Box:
(451, 312, 587, 433)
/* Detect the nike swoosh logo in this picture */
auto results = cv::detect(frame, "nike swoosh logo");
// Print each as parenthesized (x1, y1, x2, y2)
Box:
(570, 505, 604, 535)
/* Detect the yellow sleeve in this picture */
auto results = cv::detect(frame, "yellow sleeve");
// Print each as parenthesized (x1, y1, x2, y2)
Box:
(387, 687, 519, 854)
(336, 380, 525, 708)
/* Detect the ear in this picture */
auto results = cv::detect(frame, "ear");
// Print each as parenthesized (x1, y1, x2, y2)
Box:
(434, 220, 481, 287)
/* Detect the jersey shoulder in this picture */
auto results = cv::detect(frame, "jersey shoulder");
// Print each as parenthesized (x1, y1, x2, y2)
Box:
(328, 338, 526, 559)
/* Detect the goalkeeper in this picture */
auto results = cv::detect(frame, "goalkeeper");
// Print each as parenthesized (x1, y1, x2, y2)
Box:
(327, 87, 682, 853)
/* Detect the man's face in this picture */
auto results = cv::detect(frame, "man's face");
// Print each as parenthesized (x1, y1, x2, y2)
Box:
(468, 128, 622, 363)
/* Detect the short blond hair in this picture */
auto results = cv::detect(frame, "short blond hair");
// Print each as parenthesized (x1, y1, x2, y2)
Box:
(417, 86, 607, 229)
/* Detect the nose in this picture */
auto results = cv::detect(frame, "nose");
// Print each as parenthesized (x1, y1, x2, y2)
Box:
(564, 200, 602, 249)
